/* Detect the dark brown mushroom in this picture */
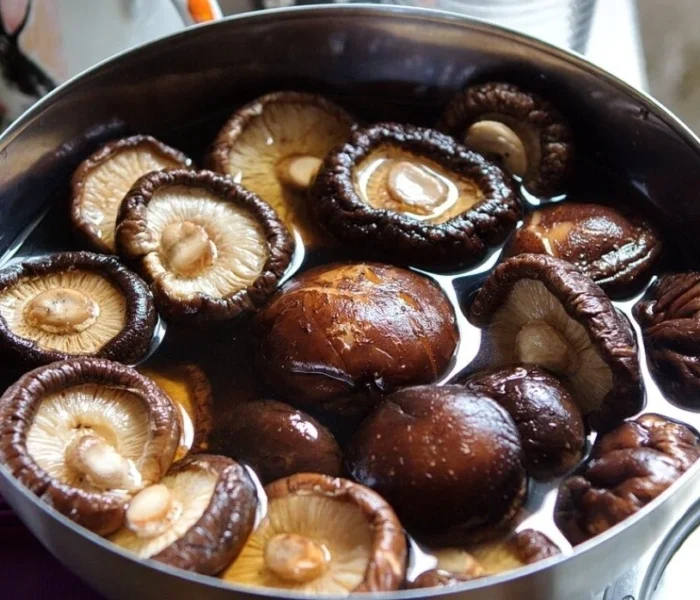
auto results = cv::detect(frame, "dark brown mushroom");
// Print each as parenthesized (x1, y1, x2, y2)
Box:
(110, 454, 257, 575)
(209, 91, 355, 247)
(408, 568, 483, 590)
(116, 169, 293, 322)
(310, 123, 520, 269)
(347, 385, 527, 546)
(215, 400, 343, 484)
(71, 135, 191, 253)
(0, 252, 156, 366)
(504, 202, 662, 295)
(469, 254, 643, 430)
(0, 358, 180, 535)
(556, 414, 700, 544)
(255, 262, 458, 415)
(221, 473, 406, 594)
(633, 272, 700, 406)
(461, 365, 585, 479)
(439, 82, 573, 197)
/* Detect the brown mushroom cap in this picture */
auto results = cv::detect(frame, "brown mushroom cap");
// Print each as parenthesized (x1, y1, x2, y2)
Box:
(0, 358, 180, 535)
(347, 385, 527, 546)
(504, 202, 662, 295)
(209, 91, 355, 247)
(110, 454, 257, 574)
(222, 473, 406, 594)
(0, 252, 156, 366)
(116, 169, 293, 322)
(556, 414, 700, 544)
(438, 82, 573, 197)
(255, 262, 458, 415)
(310, 123, 520, 269)
(137, 364, 214, 458)
(462, 365, 585, 479)
(71, 135, 191, 253)
(469, 254, 643, 430)
(633, 273, 700, 406)
(215, 400, 342, 484)
(408, 569, 482, 590)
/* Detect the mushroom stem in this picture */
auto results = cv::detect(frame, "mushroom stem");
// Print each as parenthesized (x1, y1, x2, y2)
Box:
(386, 160, 448, 211)
(465, 120, 528, 178)
(160, 221, 217, 277)
(276, 155, 323, 191)
(514, 320, 579, 376)
(264, 533, 331, 583)
(65, 434, 141, 492)
(24, 288, 100, 335)
(125, 483, 182, 539)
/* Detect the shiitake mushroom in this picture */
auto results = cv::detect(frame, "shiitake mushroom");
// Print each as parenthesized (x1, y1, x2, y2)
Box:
(469, 254, 643, 430)
(311, 123, 520, 269)
(255, 262, 458, 416)
(347, 385, 527, 546)
(0, 252, 156, 367)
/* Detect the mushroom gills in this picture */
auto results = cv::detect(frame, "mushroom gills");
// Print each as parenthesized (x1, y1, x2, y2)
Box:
(222, 495, 373, 594)
(0, 271, 126, 354)
(489, 278, 613, 414)
(355, 147, 484, 223)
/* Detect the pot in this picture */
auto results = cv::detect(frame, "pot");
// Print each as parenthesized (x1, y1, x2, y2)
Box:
(1, 6, 700, 600)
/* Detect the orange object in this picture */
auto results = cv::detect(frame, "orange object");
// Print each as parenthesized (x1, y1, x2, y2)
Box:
(187, 0, 215, 22)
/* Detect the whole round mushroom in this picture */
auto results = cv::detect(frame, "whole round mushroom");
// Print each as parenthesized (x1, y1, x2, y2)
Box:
(0, 358, 180, 535)
(255, 262, 458, 415)
(311, 122, 520, 269)
(110, 454, 257, 575)
(462, 365, 585, 479)
(469, 253, 643, 430)
(215, 400, 343, 484)
(438, 81, 574, 197)
(504, 202, 662, 296)
(116, 169, 293, 322)
(222, 473, 407, 594)
(347, 385, 527, 546)
(0, 252, 156, 366)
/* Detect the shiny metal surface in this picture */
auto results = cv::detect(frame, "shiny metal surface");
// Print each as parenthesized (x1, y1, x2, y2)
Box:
(1, 6, 700, 600)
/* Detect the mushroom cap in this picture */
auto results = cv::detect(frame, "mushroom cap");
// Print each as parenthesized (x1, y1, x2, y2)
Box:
(254, 262, 458, 415)
(469, 253, 643, 430)
(408, 569, 481, 590)
(556, 414, 700, 544)
(310, 123, 520, 269)
(137, 364, 214, 457)
(438, 82, 573, 197)
(0, 252, 157, 366)
(0, 358, 180, 535)
(222, 473, 406, 594)
(633, 272, 700, 406)
(116, 169, 293, 322)
(462, 365, 585, 479)
(347, 385, 527, 546)
(504, 202, 662, 296)
(216, 400, 342, 484)
(110, 454, 257, 574)
(71, 135, 191, 253)
(208, 91, 355, 247)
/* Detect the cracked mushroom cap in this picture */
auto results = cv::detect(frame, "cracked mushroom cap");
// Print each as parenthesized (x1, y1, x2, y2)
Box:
(439, 82, 573, 197)
(254, 262, 458, 415)
(71, 135, 191, 253)
(310, 123, 520, 269)
(209, 91, 355, 247)
(504, 202, 662, 296)
(116, 169, 293, 322)
(556, 414, 700, 545)
(0, 358, 180, 535)
(110, 454, 257, 575)
(462, 365, 585, 479)
(216, 400, 342, 485)
(347, 385, 527, 546)
(469, 254, 643, 430)
(137, 364, 213, 458)
(222, 473, 406, 594)
(633, 273, 700, 406)
(0, 252, 156, 366)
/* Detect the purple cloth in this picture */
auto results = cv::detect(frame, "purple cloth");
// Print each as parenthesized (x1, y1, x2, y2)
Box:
(0, 493, 103, 599)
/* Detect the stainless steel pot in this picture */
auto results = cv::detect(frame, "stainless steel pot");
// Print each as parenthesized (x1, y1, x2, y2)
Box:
(2, 6, 700, 600)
